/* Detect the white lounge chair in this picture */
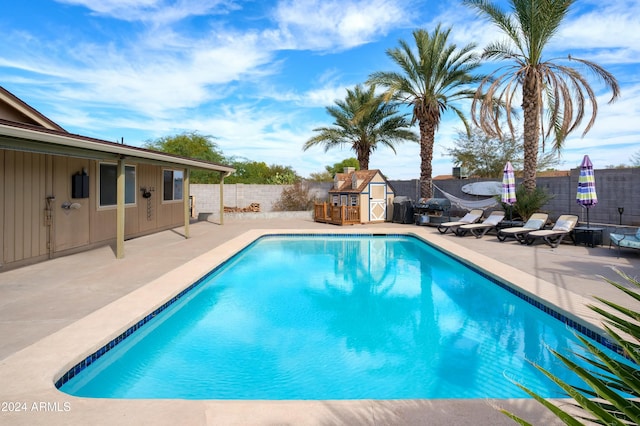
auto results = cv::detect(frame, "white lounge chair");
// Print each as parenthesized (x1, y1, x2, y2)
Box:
(525, 215, 579, 248)
(436, 209, 484, 234)
(455, 211, 506, 238)
(497, 213, 549, 243)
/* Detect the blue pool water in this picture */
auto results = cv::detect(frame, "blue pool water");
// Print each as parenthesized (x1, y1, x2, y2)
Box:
(59, 235, 628, 399)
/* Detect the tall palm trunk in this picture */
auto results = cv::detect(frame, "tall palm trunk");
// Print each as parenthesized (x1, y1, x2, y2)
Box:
(357, 146, 370, 170)
(419, 120, 436, 198)
(522, 69, 541, 193)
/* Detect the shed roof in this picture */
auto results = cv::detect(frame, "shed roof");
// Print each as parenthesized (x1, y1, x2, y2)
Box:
(329, 169, 393, 193)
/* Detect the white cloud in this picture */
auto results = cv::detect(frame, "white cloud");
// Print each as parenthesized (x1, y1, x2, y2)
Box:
(299, 85, 350, 108)
(56, 0, 238, 25)
(552, 2, 640, 64)
(2, 0, 638, 182)
(3, 25, 276, 119)
(443, 1, 640, 65)
(271, 0, 415, 51)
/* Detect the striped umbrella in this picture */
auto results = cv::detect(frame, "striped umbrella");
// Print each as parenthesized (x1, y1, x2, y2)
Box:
(502, 161, 516, 220)
(576, 155, 598, 227)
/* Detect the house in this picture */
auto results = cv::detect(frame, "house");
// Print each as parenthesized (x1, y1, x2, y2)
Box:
(0, 86, 235, 271)
(315, 168, 395, 225)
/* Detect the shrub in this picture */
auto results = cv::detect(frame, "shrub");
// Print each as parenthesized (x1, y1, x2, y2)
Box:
(512, 186, 554, 221)
(272, 182, 318, 211)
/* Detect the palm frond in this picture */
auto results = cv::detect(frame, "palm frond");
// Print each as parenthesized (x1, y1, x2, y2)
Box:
(464, 0, 619, 193)
(503, 377, 585, 425)
(572, 335, 640, 397)
(547, 345, 640, 424)
(500, 267, 640, 424)
(303, 82, 417, 169)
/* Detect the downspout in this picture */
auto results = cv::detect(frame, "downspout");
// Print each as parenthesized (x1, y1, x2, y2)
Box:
(45, 155, 55, 259)
(45, 196, 55, 259)
(220, 171, 231, 225)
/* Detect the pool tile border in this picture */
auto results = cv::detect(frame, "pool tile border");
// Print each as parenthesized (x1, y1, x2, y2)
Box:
(54, 232, 626, 390)
(407, 233, 624, 355)
(54, 260, 225, 389)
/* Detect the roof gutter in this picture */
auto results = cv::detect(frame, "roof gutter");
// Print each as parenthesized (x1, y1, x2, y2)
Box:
(0, 123, 236, 174)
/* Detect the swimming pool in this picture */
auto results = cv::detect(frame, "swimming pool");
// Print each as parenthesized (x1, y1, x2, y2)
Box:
(58, 234, 627, 399)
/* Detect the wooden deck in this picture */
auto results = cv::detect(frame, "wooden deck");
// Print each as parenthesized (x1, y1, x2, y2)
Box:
(313, 203, 360, 225)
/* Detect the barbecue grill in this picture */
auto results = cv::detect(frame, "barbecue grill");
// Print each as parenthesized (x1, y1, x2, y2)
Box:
(414, 197, 451, 226)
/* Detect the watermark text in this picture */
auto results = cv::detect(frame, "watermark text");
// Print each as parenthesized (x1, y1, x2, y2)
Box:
(2, 401, 71, 413)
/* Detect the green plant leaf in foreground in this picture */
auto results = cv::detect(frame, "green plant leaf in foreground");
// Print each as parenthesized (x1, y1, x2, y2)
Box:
(501, 268, 640, 424)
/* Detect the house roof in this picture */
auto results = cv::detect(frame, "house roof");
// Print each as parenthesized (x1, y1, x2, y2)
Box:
(0, 86, 235, 175)
(0, 119, 235, 174)
(0, 86, 66, 132)
(329, 169, 394, 193)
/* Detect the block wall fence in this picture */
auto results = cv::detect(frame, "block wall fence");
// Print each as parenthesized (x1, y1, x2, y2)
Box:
(191, 167, 639, 228)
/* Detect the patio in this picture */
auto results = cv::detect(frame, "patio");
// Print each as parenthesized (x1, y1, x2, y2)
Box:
(0, 217, 638, 425)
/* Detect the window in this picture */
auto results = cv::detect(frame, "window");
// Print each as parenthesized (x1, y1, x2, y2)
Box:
(163, 169, 183, 201)
(99, 163, 136, 207)
(350, 195, 358, 206)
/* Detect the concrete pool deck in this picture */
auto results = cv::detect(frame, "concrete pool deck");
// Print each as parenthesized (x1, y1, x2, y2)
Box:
(0, 217, 638, 425)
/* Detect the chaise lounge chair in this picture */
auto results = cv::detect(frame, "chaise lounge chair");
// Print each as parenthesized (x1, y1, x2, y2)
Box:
(524, 214, 579, 248)
(437, 209, 484, 234)
(609, 228, 640, 257)
(455, 211, 506, 238)
(497, 213, 549, 243)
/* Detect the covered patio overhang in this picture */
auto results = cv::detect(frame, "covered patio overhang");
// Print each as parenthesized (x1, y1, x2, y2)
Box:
(0, 121, 235, 259)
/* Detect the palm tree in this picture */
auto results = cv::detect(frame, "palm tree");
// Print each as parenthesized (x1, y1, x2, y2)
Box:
(367, 24, 484, 198)
(303, 84, 418, 171)
(464, 0, 620, 193)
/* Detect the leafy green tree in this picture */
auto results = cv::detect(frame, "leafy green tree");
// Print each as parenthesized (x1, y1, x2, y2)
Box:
(224, 160, 270, 184)
(307, 170, 334, 182)
(447, 127, 559, 178)
(368, 25, 484, 198)
(303, 84, 418, 171)
(464, 0, 620, 193)
(225, 159, 300, 184)
(308, 159, 360, 182)
(267, 170, 298, 185)
(143, 131, 227, 183)
(326, 158, 360, 176)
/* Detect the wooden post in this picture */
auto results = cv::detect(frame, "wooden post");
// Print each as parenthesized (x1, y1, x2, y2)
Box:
(116, 157, 125, 259)
(219, 172, 226, 225)
(183, 167, 190, 239)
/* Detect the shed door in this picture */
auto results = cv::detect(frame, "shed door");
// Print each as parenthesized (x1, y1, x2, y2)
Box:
(369, 184, 386, 221)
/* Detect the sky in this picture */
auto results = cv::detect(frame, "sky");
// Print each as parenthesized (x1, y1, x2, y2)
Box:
(1, 0, 639, 180)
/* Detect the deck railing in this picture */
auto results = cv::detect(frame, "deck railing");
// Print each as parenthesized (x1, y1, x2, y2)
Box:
(313, 203, 360, 225)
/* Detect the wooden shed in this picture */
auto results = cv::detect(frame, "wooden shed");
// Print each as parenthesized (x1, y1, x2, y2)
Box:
(314, 168, 395, 225)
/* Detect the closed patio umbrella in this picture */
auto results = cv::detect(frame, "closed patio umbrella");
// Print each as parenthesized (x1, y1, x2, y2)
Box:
(576, 155, 598, 227)
(502, 161, 516, 220)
